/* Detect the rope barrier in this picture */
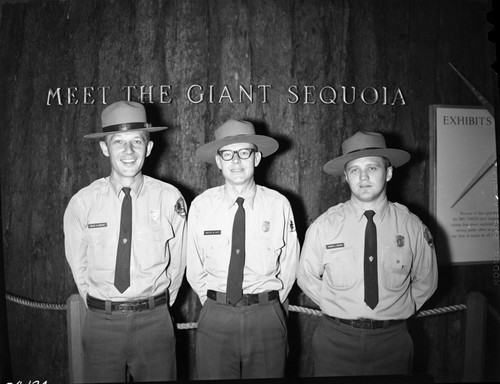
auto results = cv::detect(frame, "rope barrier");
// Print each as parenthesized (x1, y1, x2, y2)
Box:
(6, 293, 67, 311)
(415, 304, 467, 318)
(289, 304, 322, 317)
(288, 303, 469, 318)
(5, 292, 479, 331)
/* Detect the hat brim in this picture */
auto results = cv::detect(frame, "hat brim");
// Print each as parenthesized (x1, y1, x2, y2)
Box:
(323, 148, 410, 176)
(84, 126, 168, 139)
(196, 134, 279, 164)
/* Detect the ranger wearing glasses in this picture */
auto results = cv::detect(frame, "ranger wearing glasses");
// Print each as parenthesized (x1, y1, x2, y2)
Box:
(187, 119, 300, 380)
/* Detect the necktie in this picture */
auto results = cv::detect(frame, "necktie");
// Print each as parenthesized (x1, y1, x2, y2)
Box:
(364, 210, 378, 309)
(227, 197, 245, 305)
(114, 187, 132, 293)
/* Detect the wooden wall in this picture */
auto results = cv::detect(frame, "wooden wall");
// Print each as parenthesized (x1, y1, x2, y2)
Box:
(0, 0, 498, 382)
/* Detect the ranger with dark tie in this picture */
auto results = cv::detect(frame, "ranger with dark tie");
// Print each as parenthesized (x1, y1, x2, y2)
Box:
(187, 119, 300, 380)
(297, 131, 438, 377)
(64, 101, 186, 382)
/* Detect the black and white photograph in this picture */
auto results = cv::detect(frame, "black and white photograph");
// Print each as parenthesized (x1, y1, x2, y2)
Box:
(0, 0, 499, 383)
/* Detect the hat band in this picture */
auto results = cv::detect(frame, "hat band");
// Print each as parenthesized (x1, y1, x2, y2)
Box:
(103, 122, 152, 133)
(345, 146, 385, 155)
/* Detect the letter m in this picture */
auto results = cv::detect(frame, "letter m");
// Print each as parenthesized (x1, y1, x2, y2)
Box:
(47, 88, 63, 106)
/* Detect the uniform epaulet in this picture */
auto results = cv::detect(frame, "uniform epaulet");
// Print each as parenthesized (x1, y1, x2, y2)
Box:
(143, 175, 162, 188)
(392, 201, 426, 226)
(76, 177, 107, 197)
(326, 202, 345, 215)
(257, 185, 288, 203)
(143, 175, 176, 191)
(147, 176, 182, 198)
(192, 186, 221, 204)
(392, 201, 410, 214)
(311, 203, 345, 225)
(199, 186, 222, 197)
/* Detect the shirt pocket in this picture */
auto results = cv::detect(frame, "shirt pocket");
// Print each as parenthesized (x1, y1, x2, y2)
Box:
(136, 225, 174, 271)
(322, 246, 357, 289)
(201, 236, 230, 275)
(85, 227, 117, 270)
(380, 246, 412, 291)
(246, 236, 284, 275)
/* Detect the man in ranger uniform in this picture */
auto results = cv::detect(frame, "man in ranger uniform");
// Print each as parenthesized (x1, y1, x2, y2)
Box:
(64, 100, 186, 382)
(297, 131, 438, 377)
(187, 119, 300, 380)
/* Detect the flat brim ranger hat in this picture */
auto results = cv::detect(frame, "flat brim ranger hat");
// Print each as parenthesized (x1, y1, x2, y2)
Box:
(196, 119, 279, 164)
(84, 100, 168, 139)
(323, 131, 410, 176)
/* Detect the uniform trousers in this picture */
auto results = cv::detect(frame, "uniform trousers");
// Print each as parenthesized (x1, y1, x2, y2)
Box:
(83, 303, 176, 383)
(313, 315, 413, 377)
(196, 296, 288, 380)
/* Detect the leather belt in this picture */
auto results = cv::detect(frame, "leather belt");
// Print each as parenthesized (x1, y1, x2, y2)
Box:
(207, 290, 279, 306)
(327, 316, 404, 330)
(87, 292, 167, 313)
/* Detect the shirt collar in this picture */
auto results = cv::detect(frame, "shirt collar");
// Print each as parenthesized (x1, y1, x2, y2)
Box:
(109, 175, 144, 198)
(223, 183, 257, 210)
(348, 197, 389, 222)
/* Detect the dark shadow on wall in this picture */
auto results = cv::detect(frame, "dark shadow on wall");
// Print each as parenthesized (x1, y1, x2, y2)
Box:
(0, 185, 13, 384)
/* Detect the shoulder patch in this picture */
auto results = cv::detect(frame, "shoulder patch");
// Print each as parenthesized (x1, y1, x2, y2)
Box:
(175, 197, 187, 218)
(424, 226, 434, 248)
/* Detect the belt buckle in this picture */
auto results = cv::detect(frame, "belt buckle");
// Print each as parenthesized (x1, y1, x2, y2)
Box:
(116, 301, 148, 312)
(354, 319, 374, 329)
(117, 303, 133, 313)
(135, 301, 148, 312)
(232, 296, 247, 306)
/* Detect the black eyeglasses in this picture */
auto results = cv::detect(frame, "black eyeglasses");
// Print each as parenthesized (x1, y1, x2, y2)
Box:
(217, 148, 257, 161)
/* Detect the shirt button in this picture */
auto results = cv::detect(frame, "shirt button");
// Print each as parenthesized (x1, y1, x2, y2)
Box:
(123, 238, 128, 244)
(236, 249, 240, 254)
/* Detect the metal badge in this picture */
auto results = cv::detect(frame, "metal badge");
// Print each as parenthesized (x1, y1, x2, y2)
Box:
(150, 210, 160, 223)
(262, 221, 270, 232)
(396, 235, 405, 247)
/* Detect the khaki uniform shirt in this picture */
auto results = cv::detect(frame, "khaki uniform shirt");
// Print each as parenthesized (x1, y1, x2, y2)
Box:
(187, 185, 300, 304)
(297, 198, 438, 320)
(64, 175, 187, 305)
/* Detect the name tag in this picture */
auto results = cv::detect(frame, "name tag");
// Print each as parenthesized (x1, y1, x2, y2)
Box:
(204, 230, 221, 236)
(326, 243, 344, 249)
(88, 222, 107, 229)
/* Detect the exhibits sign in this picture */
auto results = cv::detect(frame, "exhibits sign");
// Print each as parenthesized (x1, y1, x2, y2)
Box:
(429, 105, 499, 264)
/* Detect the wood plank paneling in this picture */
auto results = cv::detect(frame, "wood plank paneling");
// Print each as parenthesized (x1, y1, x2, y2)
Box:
(0, 0, 498, 381)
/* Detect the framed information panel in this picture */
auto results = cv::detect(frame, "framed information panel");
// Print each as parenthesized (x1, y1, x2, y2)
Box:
(429, 105, 498, 264)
